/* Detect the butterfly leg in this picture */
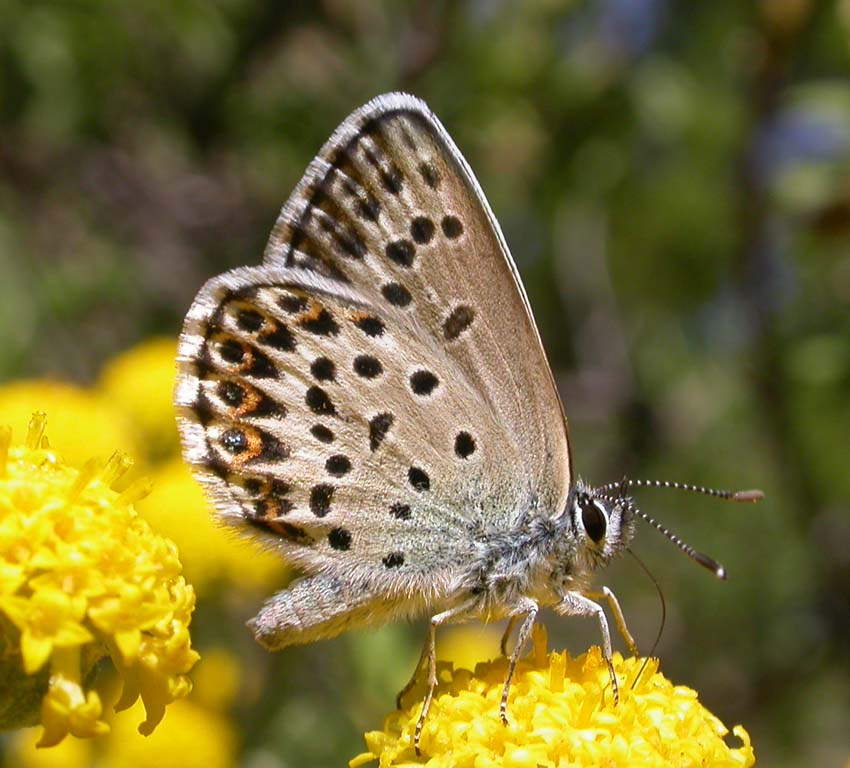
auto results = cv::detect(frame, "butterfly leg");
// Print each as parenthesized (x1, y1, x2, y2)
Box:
(413, 597, 481, 753)
(396, 633, 431, 710)
(586, 586, 638, 656)
(555, 591, 620, 704)
(499, 615, 519, 657)
(500, 597, 539, 725)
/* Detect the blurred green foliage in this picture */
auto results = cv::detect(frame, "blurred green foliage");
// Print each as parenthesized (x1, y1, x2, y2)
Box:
(1, 1, 849, 766)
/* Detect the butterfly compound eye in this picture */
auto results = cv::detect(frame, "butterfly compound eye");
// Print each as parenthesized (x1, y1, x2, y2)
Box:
(581, 500, 607, 543)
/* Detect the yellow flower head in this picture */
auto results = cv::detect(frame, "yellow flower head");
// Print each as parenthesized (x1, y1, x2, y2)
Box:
(98, 338, 182, 464)
(0, 414, 200, 747)
(9, 698, 237, 768)
(352, 626, 755, 768)
(138, 459, 287, 593)
(0, 381, 141, 471)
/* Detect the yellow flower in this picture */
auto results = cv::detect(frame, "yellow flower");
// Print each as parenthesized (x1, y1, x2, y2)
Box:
(189, 647, 242, 712)
(0, 413, 199, 746)
(137, 459, 287, 592)
(40, 656, 110, 745)
(2, 591, 93, 674)
(351, 626, 755, 768)
(9, 698, 236, 768)
(101, 698, 236, 768)
(7, 725, 93, 768)
(437, 624, 503, 671)
(0, 381, 142, 472)
(98, 338, 182, 464)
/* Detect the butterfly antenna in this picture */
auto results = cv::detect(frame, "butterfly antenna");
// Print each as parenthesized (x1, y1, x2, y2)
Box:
(621, 498, 728, 579)
(597, 478, 764, 578)
(604, 478, 764, 504)
(626, 548, 665, 689)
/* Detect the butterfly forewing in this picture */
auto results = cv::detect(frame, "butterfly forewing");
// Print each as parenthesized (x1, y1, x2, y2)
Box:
(176, 93, 571, 606)
(268, 94, 570, 510)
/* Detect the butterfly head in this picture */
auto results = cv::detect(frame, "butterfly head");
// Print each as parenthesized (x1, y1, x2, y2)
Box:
(569, 479, 637, 567)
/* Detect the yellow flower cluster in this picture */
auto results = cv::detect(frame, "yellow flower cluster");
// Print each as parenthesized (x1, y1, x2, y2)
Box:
(10, 698, 236, 768)
(0, 339, 286, 593)
(0, 413, 199, 746)
(351, 626, 756, 768)
(6, 642, 242, 768)
(138, 460, 286, 592)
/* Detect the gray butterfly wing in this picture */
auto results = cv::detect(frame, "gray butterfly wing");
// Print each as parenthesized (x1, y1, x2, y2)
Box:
(175, 93, 571, 625)
(265, 92, 571, 509)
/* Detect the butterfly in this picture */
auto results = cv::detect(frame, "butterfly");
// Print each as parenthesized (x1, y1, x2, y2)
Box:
(175, 93, 762, 748)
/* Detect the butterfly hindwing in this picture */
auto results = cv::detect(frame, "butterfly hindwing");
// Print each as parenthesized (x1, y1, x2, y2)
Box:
(177, 266, 520, 593)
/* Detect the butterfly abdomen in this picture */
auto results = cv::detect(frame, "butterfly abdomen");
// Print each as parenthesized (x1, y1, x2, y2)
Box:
(249, 572, 382, 649)
(250, 567, 460, 648)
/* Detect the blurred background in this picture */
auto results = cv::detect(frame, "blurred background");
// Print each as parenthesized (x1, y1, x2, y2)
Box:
(1, 1, 849, 766)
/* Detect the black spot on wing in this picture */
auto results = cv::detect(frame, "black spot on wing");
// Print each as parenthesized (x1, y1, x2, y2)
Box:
(328, 527, 352, 551)
(311, 357, 336, 382)
(455, 431, 476, 459)
(244, 478, 263, 496)
(218, 339, 244, 364)
(389, 502, 411, 520)
(410, 216, 435, 245)
(353, 315, 385, 337)
(210, 335, 278, 378)
(310, 484, 334, 517)
(310, 424, 334, 443)
(249, 392, 285, 418)
(270, 479, 290, 497)
(216, 380, 284, 419)
(369, 413, 394, 451)
(258, 430, 290, 462)
(443, 305, 475, 341)
(442, 215, 464, 239)
(410, 370, 439, 396)
(246, 347, 278, 378)
(325, 454, 351, 477)
(278, 294, 308, 314)
(221, 428, 247, 454)
(382, 282, 412, 307)
(408, 467, 430, 491)
(382, 552, 404, 568)
(306, 386, 336, 415)
(259, 323, 296, 352)
(236, 308, 264, 332)
(217, 380, 244, 407)
(299, 308, 340, 336)
(386, 239, 415, 268)
(418, 162, 440, 188)
(353, 355, 382, 379)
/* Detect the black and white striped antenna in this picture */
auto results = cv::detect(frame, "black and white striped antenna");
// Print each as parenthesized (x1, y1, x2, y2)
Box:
(598, 478, 764, 579)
